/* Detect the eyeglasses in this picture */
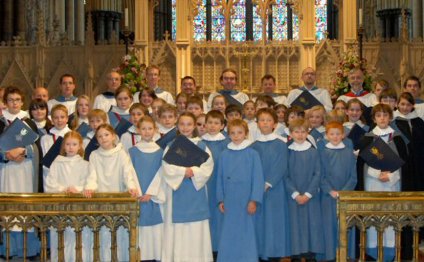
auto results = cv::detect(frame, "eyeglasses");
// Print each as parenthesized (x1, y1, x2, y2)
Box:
(7, 98, 22, 103)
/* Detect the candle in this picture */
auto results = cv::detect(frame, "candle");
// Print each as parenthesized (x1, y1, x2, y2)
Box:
(359, 8, 363, 26)
(125, 8, 129, 27)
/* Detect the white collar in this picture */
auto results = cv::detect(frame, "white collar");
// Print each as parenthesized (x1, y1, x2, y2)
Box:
(128, 125, 138, 133)
(50, 126, 71, 137)
(256, 132, 286, 142)
(288, 141, 312, 151)
(55, 154, 83, 163)
(97, 142, 123, 156)
(110, 106, 130, 114)
(325, 141, 346, 149)
(86, 130, 95, 139)
(135, 140, 161, 153)
(34, 119, 46, 129)
(228, 139, 252, 150)
(311, 125, 326, 133)
(343, 120, 365, 129)
(2, 109, 28, 122)
(244, 118, 256, 124)
(394, 110, 418, 120)
(158, 124, 175, 134)
(372, 126, 394, 136)
(202, 132, 226, 141)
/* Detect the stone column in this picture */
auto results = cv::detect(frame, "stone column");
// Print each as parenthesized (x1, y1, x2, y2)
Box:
(65, 0, 75, 41)
(3, 0, 14, 42)
(113, 14, 120, 40)
(76, 0, 85, 45)
(134, 0, 151, 65)
(412, 1, 422, 38)
(17, 0, 26, 39)
(175, 0, 193, 93)
(341, 0, 358, 50)
(56, 0, 66, 33)
(97, 12, 106, 43)
(298, 0, 316, 82)
(106, 13, 114, 41)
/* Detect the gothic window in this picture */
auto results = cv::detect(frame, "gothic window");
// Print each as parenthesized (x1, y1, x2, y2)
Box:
(171, 0, 332, 42)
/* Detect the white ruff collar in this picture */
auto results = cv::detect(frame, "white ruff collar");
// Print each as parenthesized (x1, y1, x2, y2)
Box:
(288, 141, 312, 151)
(325, 141, 346, 149)
(228, 139, 252, 150)
(202, 132, 226, 141)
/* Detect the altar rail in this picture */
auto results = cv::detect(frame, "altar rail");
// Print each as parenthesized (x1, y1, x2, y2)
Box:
(0, 193, 139, 262)
(337, 191, 424, 262)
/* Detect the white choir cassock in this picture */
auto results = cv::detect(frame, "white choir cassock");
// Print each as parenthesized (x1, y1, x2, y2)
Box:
(45, 155, 92, 262)
(161, 137, 214, 262)
(84, 143, 141, 262)
(286, 86, 333, 111)
(47, 96, 78, 115)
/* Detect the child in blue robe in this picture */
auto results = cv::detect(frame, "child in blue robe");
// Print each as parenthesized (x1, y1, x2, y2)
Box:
(161, 112, 214, 262)
(285, 118, 324, 262)
(216, 119, 264, 262)
(250, 108, 291, 260)
(307, 105, 326, 145)
(319, 121, 357, 261)
(129, 116, 165, 261)
(108, 86, 132, 127)
(201, 110, 229, 253)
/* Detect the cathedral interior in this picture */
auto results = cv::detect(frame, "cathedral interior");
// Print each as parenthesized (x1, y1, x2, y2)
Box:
(0, 0, 422, 101)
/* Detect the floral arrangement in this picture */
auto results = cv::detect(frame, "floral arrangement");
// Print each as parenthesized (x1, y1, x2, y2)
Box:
(333, 49, 373, 97)
(115, 51, 146, 94)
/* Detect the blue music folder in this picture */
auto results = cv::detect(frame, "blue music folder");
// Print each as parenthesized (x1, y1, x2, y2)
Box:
(42, 136, 64, 168)
(359, 137, 405, 172)
(0, 118, 39, 151)
(76, 122, 91, 138)
(163, 135, 209, 167)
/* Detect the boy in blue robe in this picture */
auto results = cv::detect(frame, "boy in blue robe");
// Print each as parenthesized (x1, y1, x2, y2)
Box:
(319, 121, 357, 261)
(201, 110, 229, 254)
(128, 116, 165, 261)
(284, 118, 324, 262)
(216, 119, 264, 262)
(250, 108, 291, 261)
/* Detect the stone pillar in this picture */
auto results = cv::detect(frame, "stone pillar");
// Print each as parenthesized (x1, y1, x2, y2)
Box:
(76, 0, 85, 44)
(113, 15, 120, 40)
(56, 0, 66, 33)
(17, 0, 26, 38)
(341, 0, 358, 50)
(66, 0, 75, 41)
(298, 0, 316, 82)
(106, 13, 114, 41)
(97, 12, 105, 43)
(134, 0, 151, 65)
(412, 1, 421, 38)
(3, 0, 14, 42)
(175, 0, 193, 93)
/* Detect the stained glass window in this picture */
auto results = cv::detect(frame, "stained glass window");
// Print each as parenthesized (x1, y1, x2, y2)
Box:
(171, 0, 176, 40)
(212, 0, 226, 41)
(315, 0, 327, 41)
(272, 0, 288, 40)
(292, 14, 299, 40)
(171, 0, 328, 42)
(253, 4, 267, 41)
(193, 0, 207, 41)
(230, 0, 246, 41)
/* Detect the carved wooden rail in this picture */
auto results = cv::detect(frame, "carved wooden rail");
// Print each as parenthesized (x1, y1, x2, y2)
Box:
(337, 191, 424, 262)
(0, 193, 140, 262)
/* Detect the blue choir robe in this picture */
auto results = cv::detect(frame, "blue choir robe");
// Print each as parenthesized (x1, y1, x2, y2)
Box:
(285, 141, 324, 256)
(201, 132, 230, 252)
(319, 142, 357, 260)
(250, 133, 291, 259)
(129, 141, 165, 261)
(108, 106, 130, 128)
(216, 140, 264, 262)
(161, 137, 214, 262)
(309, 125, 325, 145)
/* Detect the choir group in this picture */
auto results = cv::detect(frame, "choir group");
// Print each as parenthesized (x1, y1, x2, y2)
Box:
(0, 65, 423, 262)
